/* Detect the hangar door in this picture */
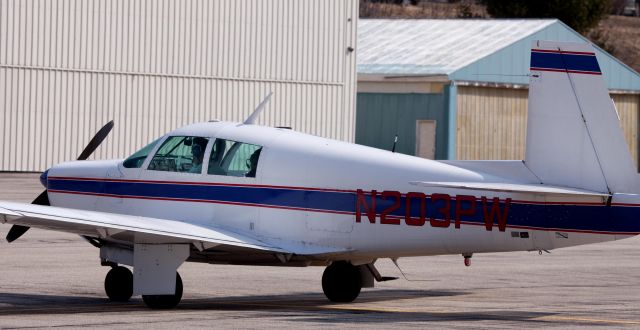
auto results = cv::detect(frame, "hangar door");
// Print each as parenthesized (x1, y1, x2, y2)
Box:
(456, 86, 639, 169)
(456, 86, 528, 160)
(612, 93, 640, 168)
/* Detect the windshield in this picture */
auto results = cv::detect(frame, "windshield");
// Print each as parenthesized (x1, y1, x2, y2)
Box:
(123, 138, 162, 168)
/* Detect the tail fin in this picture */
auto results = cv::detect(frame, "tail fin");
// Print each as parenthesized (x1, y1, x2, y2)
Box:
(525, 40, 638, 194)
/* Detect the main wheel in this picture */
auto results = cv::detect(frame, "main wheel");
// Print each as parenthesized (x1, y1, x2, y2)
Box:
(322, 261, 362, 303)
(142, 272, 183, 309)
(104, 266, 133, 302)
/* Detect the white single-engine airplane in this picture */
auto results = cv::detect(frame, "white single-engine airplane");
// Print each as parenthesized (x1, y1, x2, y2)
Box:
(2, 41, 639, 309)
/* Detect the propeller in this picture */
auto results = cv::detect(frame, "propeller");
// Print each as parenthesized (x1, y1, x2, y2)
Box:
(5, 120, 114, 243)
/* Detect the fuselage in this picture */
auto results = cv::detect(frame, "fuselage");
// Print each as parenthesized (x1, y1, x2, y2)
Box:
(44, 121, 640, 262)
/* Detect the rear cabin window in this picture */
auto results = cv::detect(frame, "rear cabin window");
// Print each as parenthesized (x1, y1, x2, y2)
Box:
(208, 138, 262, 177)
(123, 138, 161, 168)
(147, 136, 209, 173)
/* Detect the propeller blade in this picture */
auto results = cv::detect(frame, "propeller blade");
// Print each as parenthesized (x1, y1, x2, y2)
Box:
(5, 190, 50, 242)
(77, 120, 114, 160)
(6, 225, 30, 243)
(31, 190, 50, 206)
(5, 121, 113, 243)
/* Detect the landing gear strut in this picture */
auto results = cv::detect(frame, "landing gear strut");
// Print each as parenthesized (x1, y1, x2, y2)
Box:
(104, 266, 133, 302)
(322, 261, 362, 303)
(141, 272, 183, 309)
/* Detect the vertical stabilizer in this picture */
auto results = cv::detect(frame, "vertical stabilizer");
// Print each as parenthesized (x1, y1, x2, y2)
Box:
(525, 41, 637, 194)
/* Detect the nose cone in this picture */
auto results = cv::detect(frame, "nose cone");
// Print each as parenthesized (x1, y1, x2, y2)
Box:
(39, 169, 49, 188)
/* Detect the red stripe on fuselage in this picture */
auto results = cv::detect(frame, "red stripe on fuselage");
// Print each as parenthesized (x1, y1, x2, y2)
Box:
(47, 176, 617, 206)
(47, 176, 355, 194)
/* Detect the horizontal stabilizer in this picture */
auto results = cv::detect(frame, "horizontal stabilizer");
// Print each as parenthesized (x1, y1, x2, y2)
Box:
(410, 181, 610, 198)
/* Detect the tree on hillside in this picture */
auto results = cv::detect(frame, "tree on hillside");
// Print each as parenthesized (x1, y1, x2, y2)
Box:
(481, 0, 610, 33)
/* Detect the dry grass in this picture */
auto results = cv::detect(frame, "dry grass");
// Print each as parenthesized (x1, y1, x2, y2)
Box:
(360, 2, 640, 73)
(360, 1, 486, 19)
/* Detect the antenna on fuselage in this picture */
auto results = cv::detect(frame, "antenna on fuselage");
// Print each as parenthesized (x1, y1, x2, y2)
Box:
(243, 92, 273, 125)
(391, 134, 398, 153)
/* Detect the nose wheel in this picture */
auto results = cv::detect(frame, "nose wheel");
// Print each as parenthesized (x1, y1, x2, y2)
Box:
(104, 266, 133, 302)
(322, 261, 362, 303)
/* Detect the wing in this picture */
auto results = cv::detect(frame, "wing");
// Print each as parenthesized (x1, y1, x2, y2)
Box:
(410, 181, 610, 198)
(0, 201, 344, 256)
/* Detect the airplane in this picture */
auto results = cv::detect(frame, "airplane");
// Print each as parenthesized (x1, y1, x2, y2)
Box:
(1, 40, 640, 309)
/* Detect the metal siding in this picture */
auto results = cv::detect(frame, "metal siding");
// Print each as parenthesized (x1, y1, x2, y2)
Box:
(355, 93, 447, 159)
(0, 0, 358, 171)
(456, 86, 528, 160)
(445, 83, 456, 159)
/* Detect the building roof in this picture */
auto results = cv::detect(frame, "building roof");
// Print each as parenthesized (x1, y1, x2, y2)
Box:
(358, 19, 555, 76)
(357, 19, 640, 91)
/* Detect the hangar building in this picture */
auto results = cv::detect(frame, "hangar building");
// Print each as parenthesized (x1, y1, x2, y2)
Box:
(356, 19, 640, 167)
(0, 0, 358, 172)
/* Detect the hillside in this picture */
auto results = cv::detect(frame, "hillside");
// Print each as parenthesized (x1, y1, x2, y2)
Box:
(360, 2, 640, 73)
(590, 15, 640, 72)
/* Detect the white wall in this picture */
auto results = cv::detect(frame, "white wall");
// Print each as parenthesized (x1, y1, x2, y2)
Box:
(0, 0, 359, 171)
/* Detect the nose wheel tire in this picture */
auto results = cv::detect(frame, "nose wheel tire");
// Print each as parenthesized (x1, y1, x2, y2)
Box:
(142, 272, 183, 309)
(322, 261, 362, 303)
(104, 266, 133, 302)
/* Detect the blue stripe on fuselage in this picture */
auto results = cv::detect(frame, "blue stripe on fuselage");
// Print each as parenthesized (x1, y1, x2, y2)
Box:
(47, 178, 640, 234)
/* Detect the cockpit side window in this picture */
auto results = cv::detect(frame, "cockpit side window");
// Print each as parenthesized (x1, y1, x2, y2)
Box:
(123, 138, 161, 168)
(147, 136, 209, 173)
(207, 138, 262, 177)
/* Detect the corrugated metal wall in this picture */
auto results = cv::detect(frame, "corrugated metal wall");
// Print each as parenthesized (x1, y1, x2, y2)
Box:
(355, 93, 448, 159)
(0, 0, 359, 171)
(456, 86, 640, 168)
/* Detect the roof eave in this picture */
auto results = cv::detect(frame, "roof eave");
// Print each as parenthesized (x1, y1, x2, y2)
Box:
(357, 73, 450, 83)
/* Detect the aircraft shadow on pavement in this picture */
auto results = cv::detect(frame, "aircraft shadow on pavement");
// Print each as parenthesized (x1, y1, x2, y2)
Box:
(181, 289, 467, 308)
(0, 289, 462, 313)
(0, 290, 595, 325)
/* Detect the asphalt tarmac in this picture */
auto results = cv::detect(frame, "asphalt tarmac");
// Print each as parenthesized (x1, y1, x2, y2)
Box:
(0, 173, 639, 329)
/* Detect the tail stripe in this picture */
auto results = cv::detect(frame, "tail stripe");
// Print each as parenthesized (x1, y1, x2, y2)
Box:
(531, 50, 601, 75)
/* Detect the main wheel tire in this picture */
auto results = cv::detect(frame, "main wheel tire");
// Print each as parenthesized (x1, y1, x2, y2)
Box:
(104, 266, 133, 302)
(322, 261, 362, 303)
(142, 273, 183, 309)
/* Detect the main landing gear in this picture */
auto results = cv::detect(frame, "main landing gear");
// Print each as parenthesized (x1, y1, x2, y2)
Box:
(322, 261, 362, 303)
(104, 266, 183, 309)
(141, 273, 183, 309)
(104, 266, 133, 302)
